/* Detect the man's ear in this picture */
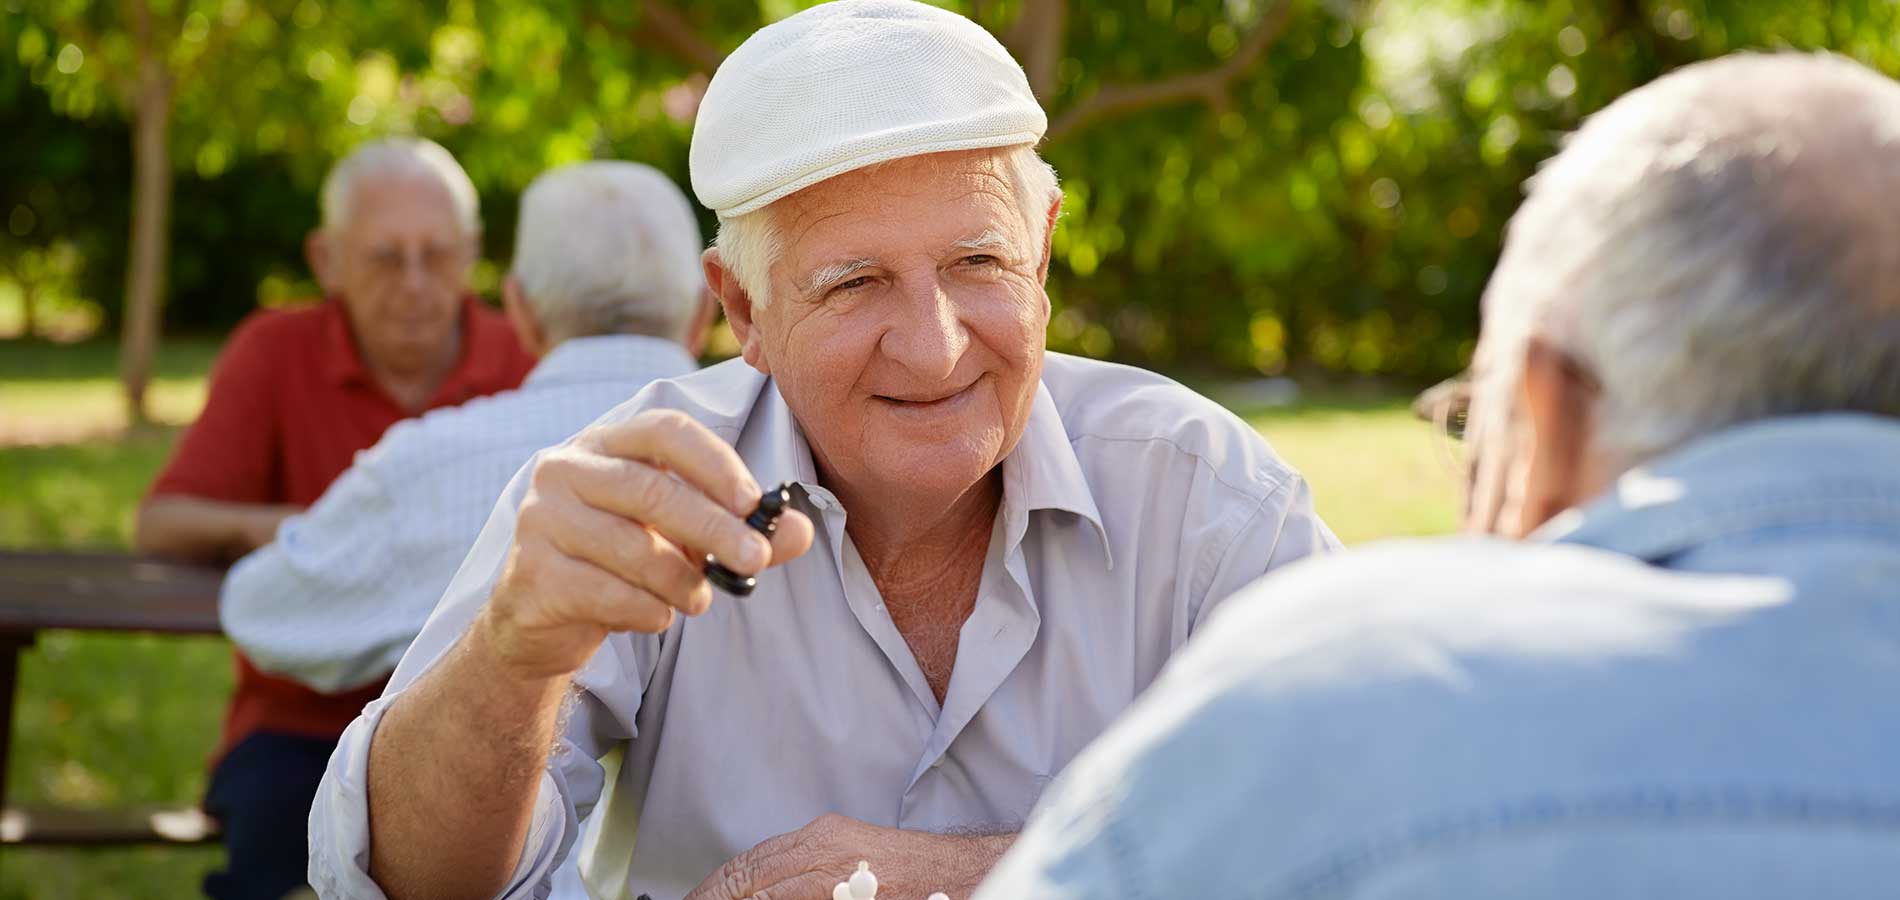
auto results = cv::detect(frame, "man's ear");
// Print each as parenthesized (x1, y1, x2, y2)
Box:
(704, 248, 770, 375)
(681, 288, 720, 359)
(500, 275, 548, 358)
(1034, 193, 1063, 284)
(305, 230, 337, 296)
(1514, 337, 1599, 536)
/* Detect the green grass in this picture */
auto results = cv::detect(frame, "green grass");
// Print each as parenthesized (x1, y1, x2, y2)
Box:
(0, 336, 1458, 897)
(1246, 394, 1463, 543)
(0, 338, 220, 443)
(0, 427, 229, 898)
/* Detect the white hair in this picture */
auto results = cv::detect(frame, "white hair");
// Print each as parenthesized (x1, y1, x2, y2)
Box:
(713, 144, 1060, 308)
(320, 137, 481, 236)
(1472, 52, 1900, 466)
(510, 161, 705, 343)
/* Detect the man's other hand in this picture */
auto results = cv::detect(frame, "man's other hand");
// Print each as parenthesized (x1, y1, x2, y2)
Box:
(687, 814, 1012, 900)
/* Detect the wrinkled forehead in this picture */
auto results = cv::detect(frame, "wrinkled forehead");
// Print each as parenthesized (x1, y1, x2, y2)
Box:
(341, 173, 467, 241)
(774, 150, 1027, 269)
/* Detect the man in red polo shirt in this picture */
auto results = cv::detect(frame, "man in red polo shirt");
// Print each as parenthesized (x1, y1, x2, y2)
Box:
(135, 137, 535, 900)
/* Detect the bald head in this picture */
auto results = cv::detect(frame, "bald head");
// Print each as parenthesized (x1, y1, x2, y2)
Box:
(1475, 53, 1900, 464)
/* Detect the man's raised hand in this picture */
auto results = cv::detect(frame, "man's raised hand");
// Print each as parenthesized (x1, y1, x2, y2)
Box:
(476, 409, 815, 681)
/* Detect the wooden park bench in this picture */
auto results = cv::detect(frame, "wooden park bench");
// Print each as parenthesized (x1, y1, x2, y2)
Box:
(0, 550, 224, 847)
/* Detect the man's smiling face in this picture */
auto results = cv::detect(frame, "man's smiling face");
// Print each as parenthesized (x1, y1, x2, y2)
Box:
(741, 148, 1053, 503)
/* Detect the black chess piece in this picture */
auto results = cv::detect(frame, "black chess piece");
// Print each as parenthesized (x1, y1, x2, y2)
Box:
(704, 483, 792, 596)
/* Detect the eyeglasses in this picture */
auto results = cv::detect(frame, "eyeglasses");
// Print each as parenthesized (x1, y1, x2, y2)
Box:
(362, 242, 470, 280)
(1412, 375, 1471, 442)
(1413, 373, 1473, 482)
(1409, 349, 1601, 494)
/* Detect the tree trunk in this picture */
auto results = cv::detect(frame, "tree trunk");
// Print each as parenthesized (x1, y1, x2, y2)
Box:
(120, 0, 171, 427)
(1003, 0, 1067, 102)
(19, 277, 35, 340)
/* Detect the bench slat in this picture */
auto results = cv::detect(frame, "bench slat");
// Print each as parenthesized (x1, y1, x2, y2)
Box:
(0, 806, 221, 846)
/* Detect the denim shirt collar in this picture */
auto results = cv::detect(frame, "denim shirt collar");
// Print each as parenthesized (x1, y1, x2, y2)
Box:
(524, 334, 698, 390)
(1541, 413, 1900, 563)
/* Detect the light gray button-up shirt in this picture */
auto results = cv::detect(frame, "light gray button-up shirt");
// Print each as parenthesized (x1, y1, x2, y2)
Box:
(309, 352, 1337, 900)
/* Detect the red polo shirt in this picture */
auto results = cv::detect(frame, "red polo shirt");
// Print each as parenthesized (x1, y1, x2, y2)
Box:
(150, 297, 535, 761)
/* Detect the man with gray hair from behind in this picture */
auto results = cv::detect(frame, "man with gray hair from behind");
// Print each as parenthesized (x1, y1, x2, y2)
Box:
(980, 52, 1900, 899)
(217, 159, 711, 898)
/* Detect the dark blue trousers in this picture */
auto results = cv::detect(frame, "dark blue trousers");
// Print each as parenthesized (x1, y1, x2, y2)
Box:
(202, 731, 336, 900)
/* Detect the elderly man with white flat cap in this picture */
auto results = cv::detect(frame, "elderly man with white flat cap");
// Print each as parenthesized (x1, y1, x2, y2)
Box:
(307, 2, 1334, 898)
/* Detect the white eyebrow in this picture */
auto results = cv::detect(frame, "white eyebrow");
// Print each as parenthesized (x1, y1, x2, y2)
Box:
(953, 229, 1013, 253)
(799, 230, 1013, 296)
(802, 257, 879, 296)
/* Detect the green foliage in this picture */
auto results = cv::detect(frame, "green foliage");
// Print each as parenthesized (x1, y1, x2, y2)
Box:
(4, 0, 1900, 372)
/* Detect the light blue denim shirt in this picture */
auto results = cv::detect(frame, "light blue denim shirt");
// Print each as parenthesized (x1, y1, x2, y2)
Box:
(979, 414, 1900, 900)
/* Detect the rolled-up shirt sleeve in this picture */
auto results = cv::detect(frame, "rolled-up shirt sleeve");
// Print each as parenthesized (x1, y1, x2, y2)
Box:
(310, 693, 605, 900)
(307, 453, 636, 900)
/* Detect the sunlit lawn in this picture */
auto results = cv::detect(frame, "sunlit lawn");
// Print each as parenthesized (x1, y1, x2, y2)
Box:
(1246, 393, 1463, 543)
(0, 336, 1457, 897)
(0, 338, 218, 445)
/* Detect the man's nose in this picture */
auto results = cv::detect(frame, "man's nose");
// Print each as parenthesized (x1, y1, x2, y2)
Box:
(398, 251, 433, 294)
(880, 277, 969, 381)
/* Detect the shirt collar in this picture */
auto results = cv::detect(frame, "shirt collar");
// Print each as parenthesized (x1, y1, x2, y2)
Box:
(735, 373, 1113, 564)
(524, 334, 697, 391)
(1541, 413, 1900, 562)
(1000, 382, 1113, 565)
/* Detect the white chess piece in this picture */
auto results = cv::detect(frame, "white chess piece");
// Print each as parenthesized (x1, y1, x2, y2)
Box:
(849, 860, 878, 899)
(834, 860, 878, 900)
(827, 860, 949, 900)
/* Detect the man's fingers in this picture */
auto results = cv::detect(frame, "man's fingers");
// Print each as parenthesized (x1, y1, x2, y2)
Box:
(548, 454, 773, 575)
(768, 508, 816, 567)
(537, 549, 678, 635)
(588, 410, 762, 514)
(542, 503, 714, 616)
(748, 872, 840, 900)
(686, 859, 840, 900)
(685, 822, 818, 900)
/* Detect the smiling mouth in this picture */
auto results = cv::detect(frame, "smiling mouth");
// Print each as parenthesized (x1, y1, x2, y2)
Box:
(874, 380, 980, 409)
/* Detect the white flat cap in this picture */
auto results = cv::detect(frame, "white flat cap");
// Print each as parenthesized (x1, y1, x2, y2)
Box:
(689, 0, 1046, 218)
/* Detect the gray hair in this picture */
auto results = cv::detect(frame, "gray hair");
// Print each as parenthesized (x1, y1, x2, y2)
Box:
(510, 161, 705, 343)
(320, 137, 481, 236)
(713, 144, 1060, 308)
(1473, 52, 1900, 466)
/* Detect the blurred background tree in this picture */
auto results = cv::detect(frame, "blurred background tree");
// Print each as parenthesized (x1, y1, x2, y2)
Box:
(4, 0, 1899, 406)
